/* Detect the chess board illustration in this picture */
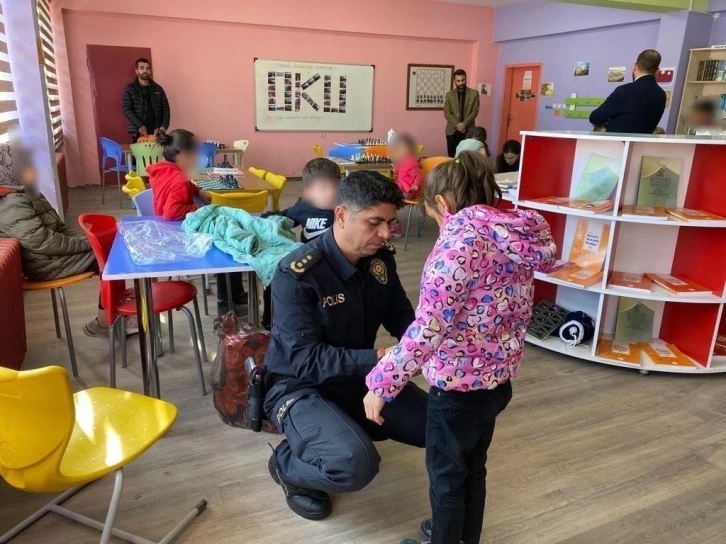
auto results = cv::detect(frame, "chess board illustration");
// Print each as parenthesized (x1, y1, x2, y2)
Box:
(407, 64, 454, 110)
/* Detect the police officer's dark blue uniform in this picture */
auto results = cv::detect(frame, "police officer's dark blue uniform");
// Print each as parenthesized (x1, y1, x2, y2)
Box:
(264, 228, 428, 520)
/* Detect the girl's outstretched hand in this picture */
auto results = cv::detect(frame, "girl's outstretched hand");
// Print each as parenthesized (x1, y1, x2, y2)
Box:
(363, 391, 386, 426)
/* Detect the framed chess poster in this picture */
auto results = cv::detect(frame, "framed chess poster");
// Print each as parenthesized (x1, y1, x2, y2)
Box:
(406, 64, 454, 110)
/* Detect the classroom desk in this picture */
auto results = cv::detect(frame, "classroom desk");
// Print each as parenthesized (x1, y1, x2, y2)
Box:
(104, 216, 259, 399)
(328, 157, 393, 176)
(122, 144, 244, 172)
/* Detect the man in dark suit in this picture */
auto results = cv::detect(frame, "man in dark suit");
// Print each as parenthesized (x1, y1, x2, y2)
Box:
(444, 69, 480, 157)
(589, 49, 666, 134)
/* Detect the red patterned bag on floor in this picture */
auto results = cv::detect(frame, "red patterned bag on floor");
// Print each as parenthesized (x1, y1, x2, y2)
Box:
(210, 312, 278, 433)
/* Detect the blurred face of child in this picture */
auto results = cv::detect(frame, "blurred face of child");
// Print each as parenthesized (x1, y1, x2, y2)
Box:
(175, 148, 199, 174)
(20, 165, 39, 193)
(503, 151, 519, 166)
(303, 177, 339, 209)
(390, 139, 413, 163)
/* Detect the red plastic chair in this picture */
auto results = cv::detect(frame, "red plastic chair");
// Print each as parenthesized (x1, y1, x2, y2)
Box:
(77, 214, 208, 395)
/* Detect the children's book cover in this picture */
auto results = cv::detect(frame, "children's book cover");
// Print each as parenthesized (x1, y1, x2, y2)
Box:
(568, 219, 610, 271)
(614, 298, 655, 342)
(636, 156, 682, 208)
(573, 153, 621, 202)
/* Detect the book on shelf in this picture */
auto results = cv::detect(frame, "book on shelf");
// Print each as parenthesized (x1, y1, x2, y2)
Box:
(646, 273, 713, 297)
(546, 219, 610, 287)
(697, 60, 705, 81)
(568, 219, 610, 271)
(549, 265, 603, 286)
(597, 338, 641, 365)
(614, 298, 655, 342)
(714, 335, 726, 356)
(636, 156, 682, 208)
(640, 340, 695, 367)
(562, 199, 614, 214)
(620, 205, 669, 220)
(607, 271, 652, 293)
(531, 197, 614, 214)
(664, 208, 726, 221)
(572, 153, 622, 202)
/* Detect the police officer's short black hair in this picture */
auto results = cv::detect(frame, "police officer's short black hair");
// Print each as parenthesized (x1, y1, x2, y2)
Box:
(338, 171, 404, 212)
(302, 158, 341, 186)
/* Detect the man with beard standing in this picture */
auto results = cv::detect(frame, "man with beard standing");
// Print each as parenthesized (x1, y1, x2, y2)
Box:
(122, 58, 170, 142)
(589, 49, 665, 134)
(444, 69, 480, 158)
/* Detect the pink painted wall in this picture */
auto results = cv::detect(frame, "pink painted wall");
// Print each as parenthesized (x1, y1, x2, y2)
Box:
(53, 0, 498, 187)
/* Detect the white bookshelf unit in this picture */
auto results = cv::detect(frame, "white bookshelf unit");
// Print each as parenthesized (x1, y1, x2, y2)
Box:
(677, 46, 726, 135)
(515, 130, 726, 374)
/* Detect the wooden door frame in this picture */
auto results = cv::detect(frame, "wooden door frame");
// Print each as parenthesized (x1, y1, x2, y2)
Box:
(498, 62, 542, 151)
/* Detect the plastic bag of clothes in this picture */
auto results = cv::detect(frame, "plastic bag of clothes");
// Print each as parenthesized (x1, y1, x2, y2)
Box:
(210, 312, 278, 433)
(118, 219, 213, 265)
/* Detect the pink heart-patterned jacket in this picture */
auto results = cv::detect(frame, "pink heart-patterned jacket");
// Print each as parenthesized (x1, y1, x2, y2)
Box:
(365, 205, 556, 401)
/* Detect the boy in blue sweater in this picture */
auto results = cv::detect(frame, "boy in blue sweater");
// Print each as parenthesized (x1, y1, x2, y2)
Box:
(261, 158, 340, 328)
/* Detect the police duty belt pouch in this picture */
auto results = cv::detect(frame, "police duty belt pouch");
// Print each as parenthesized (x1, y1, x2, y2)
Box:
(210, 312, 278, 433)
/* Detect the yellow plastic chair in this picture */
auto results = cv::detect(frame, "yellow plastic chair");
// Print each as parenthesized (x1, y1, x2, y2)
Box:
(248, 167, 287, 210)
(129, 142, 163, 177)
(313, 144, 324, 158)
(121, 171, 146, 199)
(23, 272, 95, 378)
(209, 190, 269, 213)
(0, 366, 207, 544)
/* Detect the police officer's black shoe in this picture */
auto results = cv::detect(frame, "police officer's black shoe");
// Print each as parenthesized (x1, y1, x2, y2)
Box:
(268, 450, 332, 520)
(420, 518, 432, 540)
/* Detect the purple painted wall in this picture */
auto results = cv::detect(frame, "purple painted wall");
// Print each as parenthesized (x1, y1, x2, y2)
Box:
(494, 0, 658, 42)
(491, 22, 659, 146)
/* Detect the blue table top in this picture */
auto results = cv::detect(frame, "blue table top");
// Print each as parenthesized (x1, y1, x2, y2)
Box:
(103, 216, 254, 280)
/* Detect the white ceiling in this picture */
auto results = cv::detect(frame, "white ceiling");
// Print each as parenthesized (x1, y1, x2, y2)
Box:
(434, 0, 525, 6)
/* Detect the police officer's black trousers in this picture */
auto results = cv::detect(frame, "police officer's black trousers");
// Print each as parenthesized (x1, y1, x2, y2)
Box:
(272, 381, 428, 494)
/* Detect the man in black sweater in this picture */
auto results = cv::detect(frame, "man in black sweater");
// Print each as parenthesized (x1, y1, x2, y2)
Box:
(589, 49, 666, 134)
(121, 58, 170, 142)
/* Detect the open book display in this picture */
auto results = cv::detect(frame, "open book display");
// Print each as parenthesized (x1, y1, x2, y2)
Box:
(548, 219, 610, 287)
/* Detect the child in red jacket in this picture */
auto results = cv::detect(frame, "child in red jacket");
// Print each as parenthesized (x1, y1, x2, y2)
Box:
(389, 133, 422, 237)
(147, 128, 210, 221)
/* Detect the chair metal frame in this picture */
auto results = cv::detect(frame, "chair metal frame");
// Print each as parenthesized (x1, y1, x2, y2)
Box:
(23, 272, 95, 377)
(0, 469, 207, 544)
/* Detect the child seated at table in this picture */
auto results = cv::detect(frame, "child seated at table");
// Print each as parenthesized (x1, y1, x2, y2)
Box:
(389, 134, 422, 237)
(148, 128, 211, 220)
(495, 139, 521, 174)
(148, 129, 246, 316)
(260, 157, 340, 329)
(467, 126, 491, 157)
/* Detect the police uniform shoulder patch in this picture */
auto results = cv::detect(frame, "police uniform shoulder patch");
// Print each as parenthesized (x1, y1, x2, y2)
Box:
(370, 258, 388, 285)
(287, 248, 323, 278)
(381, 241, 396, 255)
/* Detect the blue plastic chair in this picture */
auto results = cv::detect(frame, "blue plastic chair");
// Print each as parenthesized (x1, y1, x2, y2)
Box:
(99, 138, 130, 208)
(131, 189, 155, 217)
(198, 142, 218, 170)
(327, 145, 363, 160)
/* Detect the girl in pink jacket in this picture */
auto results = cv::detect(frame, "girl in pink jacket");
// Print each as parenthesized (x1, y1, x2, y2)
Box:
(364, 151, 556, 544)
(389, 134, 423, 237)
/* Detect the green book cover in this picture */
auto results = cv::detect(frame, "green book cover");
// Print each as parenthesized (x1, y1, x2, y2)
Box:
(614, 298, 655, 342)
(573, 153, 621, 202)
(636, 156, 682, 208)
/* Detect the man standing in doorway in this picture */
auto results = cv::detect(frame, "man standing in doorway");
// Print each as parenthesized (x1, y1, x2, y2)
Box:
(121, 58, 170, 142)
(589, 49, 666, 134)
(444, 69, 480, 158)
